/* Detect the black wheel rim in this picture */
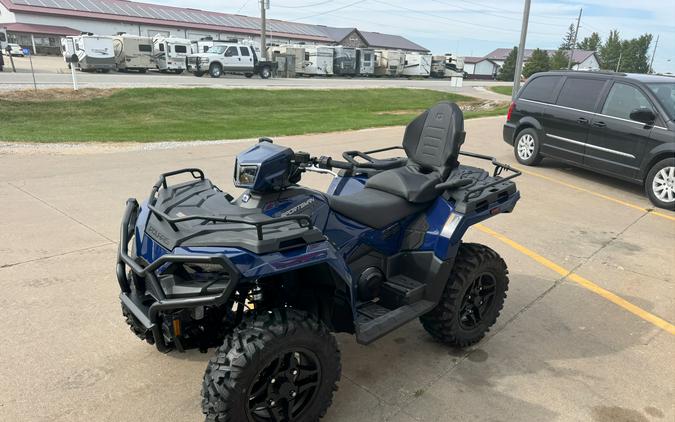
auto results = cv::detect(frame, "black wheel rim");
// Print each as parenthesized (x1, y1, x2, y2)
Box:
(459, 272, 497, 330)
(246, 348, 321, 422)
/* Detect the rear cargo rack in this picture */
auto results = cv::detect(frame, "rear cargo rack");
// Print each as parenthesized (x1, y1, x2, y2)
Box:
(458, 151, 521, 201)
(146, 168, 313, 241)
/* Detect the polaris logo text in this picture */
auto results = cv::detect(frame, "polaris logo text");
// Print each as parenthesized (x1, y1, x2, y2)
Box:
(280, 198, 315, 217)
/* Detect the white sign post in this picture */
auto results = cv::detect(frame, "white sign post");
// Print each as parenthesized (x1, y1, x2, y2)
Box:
(66, 39, 78, 91)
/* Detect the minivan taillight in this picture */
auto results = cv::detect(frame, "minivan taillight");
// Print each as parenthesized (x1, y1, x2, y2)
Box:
(506, 101, 515, 121)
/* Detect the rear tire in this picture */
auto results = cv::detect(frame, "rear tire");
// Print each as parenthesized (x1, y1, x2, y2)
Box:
(645, 158, 675, 210)
(513, 128, 542, 166)
(202, 308, 340, 422)
(260, 66, 272, 79)
(420, 243, 508, 348)
(209, 63, 222, 78)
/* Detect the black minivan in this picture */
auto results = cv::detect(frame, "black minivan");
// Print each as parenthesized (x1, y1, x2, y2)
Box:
(503, 71, 675, 209)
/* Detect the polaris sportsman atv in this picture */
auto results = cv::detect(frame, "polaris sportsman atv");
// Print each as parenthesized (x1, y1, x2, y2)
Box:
(116, 102, 521, 421)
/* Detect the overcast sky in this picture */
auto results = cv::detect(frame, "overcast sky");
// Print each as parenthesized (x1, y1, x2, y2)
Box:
(149, 0, 674, 73)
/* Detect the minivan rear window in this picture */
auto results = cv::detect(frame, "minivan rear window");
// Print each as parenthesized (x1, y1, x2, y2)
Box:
(519, 76, 561, 103)
(556, 78, 606, 112)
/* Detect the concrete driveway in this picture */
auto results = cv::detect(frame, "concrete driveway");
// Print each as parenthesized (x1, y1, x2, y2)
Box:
(0, 116, 673, 422)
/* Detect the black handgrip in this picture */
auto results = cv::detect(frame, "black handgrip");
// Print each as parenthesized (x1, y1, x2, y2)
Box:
(435, 178, 474, 191)
(328, 159, 354, 170)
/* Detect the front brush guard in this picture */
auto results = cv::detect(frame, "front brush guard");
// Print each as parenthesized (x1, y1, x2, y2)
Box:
(116, 198, 240, 352)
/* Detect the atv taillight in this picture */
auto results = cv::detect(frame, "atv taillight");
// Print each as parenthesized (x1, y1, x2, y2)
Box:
(506, 101, 515, 121)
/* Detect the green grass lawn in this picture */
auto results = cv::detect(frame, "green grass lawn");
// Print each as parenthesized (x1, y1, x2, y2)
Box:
(2, 88, 507, 142)
(489, 85, 513, 96)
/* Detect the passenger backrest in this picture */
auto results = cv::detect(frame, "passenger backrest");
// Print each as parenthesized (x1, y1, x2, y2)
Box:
(402, 101, 465, 171)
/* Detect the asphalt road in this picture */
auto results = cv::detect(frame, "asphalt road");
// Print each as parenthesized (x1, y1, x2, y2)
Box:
(0, 66, 509, 100)
(1, 116, 673, 422)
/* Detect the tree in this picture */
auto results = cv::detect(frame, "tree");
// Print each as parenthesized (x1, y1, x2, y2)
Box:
(523, 48, 550, 77)
(599, 29, 622, 71)
(577, 32, 601, 51)
(497, 46, 517, 81)
(619, 34, 653, 73)
(560, 23, 576, 50)
(550, 49, 569, 70)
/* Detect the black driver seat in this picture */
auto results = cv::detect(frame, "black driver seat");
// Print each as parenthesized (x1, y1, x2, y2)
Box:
(327, 102, 465, 229)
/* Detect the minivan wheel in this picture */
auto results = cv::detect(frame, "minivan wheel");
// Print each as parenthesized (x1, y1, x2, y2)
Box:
(646, 158, 675, 210)
(514, 128, 542, 166)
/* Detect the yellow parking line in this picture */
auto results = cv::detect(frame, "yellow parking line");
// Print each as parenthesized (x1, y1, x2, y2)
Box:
(476, 224, 675, 336)
(519, 168, 675, 222)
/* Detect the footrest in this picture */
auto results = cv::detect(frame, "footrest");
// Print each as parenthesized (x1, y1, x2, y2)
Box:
(355, 300, 436, 345)
(379, 275, 426, 308)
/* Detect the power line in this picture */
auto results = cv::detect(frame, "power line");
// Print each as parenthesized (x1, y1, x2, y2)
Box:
(293, 0, 368, 20)
(236, 0, 252, 13)
(370, 0, 560, 36)
(274, 0, 334, 9)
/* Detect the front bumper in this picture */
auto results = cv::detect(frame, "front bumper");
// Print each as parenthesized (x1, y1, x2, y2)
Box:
(117, 198, 239, 352)
(502, 122, 517, 145)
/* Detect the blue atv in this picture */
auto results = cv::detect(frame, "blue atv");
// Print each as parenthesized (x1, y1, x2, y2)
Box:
(117, 102, 521, 421)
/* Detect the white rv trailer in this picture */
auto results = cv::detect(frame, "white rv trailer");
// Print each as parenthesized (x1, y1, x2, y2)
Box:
(374, 50, 404, 77)
(356, 48, 375, 76)
(113, 34, 154, 72)
(153, 36, 191, 73)
(268, 45, 306, 74)
(301, 46, 333, 76)
(62, 34, 115, 72)
(191, 38, 233, 54)
(0, 27, 8, 52)
(401, 53, 432, 77)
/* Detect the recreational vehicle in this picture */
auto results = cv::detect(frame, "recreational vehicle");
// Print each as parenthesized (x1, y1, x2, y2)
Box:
(301, 46, 333, 76)
(191, 38, 232, 54)
(401, 53, 432, 77)
(356, 48, 375, 76)
(153, 36, 191, 73)
(333, 46, 357, 76)
(0, 27, 8, 52)
(374, 50, 404, 77)
(113, 34, 154, 72)
(62, 34, 115, 72)
(268, 45, 305, 74)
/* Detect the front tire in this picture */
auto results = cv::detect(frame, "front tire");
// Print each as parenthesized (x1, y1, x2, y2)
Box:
(645, 158, 675, 210)
(202, 308, 341, 422)
(513, 128, 542, 166)
(209, 63, 222, 78)
(420, 243, 508, 348)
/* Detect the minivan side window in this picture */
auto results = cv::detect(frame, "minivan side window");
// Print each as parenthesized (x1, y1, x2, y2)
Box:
(239, 47, 250, 56)
(601, 83, 652, 121)
(519, 76, 561, 103)
(556, 78, 606, 111)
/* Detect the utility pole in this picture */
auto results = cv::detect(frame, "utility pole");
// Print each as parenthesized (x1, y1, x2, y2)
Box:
(512, 0, 531, 100)
(616, 51, 622, 72)
(649, 34, 659, 73)
(567, 8, 582, 69)
(260, 0, 269, 60)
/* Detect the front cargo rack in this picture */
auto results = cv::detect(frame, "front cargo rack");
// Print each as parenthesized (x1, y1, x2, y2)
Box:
(146, 168, 313, 241)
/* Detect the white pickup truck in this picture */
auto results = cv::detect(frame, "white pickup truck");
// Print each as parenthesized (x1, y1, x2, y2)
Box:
(186, 44, 275, 79)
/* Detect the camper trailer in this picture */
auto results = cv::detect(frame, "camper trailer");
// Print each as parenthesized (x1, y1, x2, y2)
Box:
(113, 34, 154, 72)
(374, 50, 404, 77)
(153, 36, 191, 73)
(356, 48, 375, 76)
(301, 46, 333, 76)
(0, 27, 8, 52)
(62, 34, 115, 72)
(402, 53, 432, 77)
(333, 46, 357, 76)
(191, 38, 233, 54)
(268, 45, 305, 74)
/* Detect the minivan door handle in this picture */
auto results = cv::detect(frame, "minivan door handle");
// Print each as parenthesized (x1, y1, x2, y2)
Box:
(592, 121, 607, 128)
(577, 117, 589, 125)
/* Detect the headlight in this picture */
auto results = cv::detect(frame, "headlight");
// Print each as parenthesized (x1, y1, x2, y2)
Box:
(236, 164, 259, 186)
